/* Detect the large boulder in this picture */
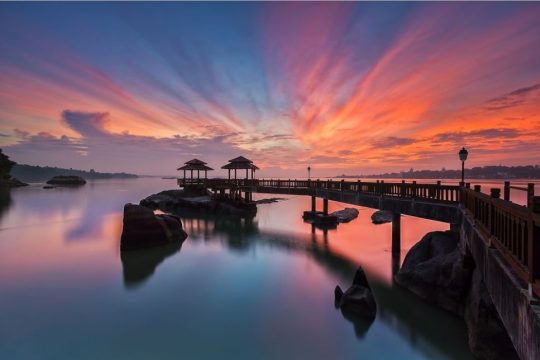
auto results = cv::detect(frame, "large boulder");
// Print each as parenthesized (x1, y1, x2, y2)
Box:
(395, 231, 472, 315)
(335, 266, 377, 322)
(46, 175, 86, 186)
(330, 208, 359, 223)
(371, 210, 393, 224)
(120, 203, 187, 251)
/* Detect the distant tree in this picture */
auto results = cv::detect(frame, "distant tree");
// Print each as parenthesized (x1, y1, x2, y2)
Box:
(0, 149, 16, 180)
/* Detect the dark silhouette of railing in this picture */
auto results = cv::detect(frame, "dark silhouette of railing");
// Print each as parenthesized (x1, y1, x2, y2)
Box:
(178, 177, 539, 294)
(462, 185, 539, 295)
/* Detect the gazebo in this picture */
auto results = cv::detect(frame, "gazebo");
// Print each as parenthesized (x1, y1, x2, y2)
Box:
(221, 156, 259, 180)
(177, 159, 213, 180)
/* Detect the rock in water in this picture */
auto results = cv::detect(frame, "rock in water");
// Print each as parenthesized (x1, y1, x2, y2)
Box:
(120, 203, 187, 251)
(339, 285, 377, 322)
(334, 266, 377, 322)
(394, 231, 472, 315)
(371, 210, 393, 224)
(330, 208, 359, 223)
(46, 175, 86, 186)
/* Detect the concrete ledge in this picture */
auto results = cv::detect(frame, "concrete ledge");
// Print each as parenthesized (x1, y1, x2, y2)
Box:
(461, 211, 540, 360)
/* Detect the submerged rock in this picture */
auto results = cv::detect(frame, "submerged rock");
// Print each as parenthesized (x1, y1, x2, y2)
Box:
(335, 266, 377, 322)
(255, 197, 287, 204)
(46, 175, 86, 186)
(120, 203, 187, 251)
(330, 208, 359, 223)
(394, 231, 472, 315)
(371, 210, 393, 224)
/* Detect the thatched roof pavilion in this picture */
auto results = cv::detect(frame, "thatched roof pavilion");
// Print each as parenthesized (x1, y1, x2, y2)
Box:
(177, 159, 213, 179)
(221, 156, 259, 179)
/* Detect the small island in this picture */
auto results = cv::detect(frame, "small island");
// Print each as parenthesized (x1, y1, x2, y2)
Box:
(46, 175, 86, 186)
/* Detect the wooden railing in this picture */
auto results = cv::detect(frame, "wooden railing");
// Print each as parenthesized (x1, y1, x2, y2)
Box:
(177, 178, 461, 203)
(461, 186, 539, 294)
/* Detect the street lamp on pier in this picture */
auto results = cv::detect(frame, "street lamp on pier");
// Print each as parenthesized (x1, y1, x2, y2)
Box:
(307, 166, 311, 180)
(459, 147, 468, 186)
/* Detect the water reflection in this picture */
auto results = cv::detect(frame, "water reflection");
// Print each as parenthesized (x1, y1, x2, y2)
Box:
(168, 210, 470, 359)
(121, 241, 184, 289)
(0, 189, 12, 221)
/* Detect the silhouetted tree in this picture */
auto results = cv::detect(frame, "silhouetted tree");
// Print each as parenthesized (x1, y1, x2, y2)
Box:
(0, 149, 16, 180)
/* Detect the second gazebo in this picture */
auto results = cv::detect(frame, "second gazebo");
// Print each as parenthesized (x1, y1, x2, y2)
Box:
(221, 156, 259, 180)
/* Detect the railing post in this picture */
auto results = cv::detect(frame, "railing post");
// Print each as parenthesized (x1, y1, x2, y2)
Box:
(412, 181, 417, 198)
(490, 188, 500, 236)
(380, 180, 384, 195)
(474, 185, 481, 192)
(436, 180, 441, 200)
(504, 181, 510, 201)
(357, 180, 361, 193)
(341, 179, 345, 192)
(527, 183, 535, 208)
(401, 180, 405, 197)
(528, 197, 540, 296)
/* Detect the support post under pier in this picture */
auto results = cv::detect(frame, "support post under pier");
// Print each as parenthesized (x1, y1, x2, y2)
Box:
(323, 198, 329, 215)
(311, 196, 316, 212)
(392, 212, 401, 254)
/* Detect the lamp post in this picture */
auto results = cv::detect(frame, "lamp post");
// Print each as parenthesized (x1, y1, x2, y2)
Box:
(459, 147, 468, 186)
(307, 166, 311, 180)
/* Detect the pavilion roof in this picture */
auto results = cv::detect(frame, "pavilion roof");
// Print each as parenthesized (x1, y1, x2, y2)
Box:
(228, 156, 252, 163)
(221, 156, 259, 170)
(177, 163, 213, 171)
(185, 158, 207, 165)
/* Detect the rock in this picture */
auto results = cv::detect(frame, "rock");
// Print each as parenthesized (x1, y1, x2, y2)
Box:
(395, 231, 473, 315)
(335, 266, 377, 322)
(120, 203, 187, 251)
(330, 208, 359, 223)
(339, 285, 377, 322)
(46, 175, 86, 186)
(352, 267, 371, 290)
(371, 210, 393, 224)
(255, 197, 286, 204)
(465, 270, 518, 360)
(334, 285, 344, 307)
(0, 178, 28, 188)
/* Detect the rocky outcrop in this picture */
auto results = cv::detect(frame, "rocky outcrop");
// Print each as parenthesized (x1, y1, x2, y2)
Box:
(335, 267, 377, 322)
(371, 210, 393, 224)
(465, 270, 518, 360)
(120, 203, 187, 251)
(46, 175, 86, 186)
(255, 198, 286, 204)
(330, 208, 359, 223)
(395, 230, 518, 359)
(141, 189, 257, 217)
(394, 231, 472, 315)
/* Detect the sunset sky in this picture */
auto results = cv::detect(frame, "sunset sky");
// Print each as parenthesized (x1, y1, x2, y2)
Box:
(1, 2, 539, 177)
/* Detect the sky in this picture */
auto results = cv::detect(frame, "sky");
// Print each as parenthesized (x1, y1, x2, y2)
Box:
(0, 2, 539, 177)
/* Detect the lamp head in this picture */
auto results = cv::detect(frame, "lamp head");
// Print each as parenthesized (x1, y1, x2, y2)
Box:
(459, 147, 468, 161)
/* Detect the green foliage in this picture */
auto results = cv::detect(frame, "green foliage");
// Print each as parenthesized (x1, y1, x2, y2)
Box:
(0, 149, 16, 180)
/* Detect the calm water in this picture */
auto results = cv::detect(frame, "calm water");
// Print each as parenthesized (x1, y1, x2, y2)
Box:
(0, 178, 478, 359)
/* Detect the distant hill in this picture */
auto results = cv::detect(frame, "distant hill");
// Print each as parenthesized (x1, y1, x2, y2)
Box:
(11, 164, 138, 182)
(337, 165, 540, 180)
